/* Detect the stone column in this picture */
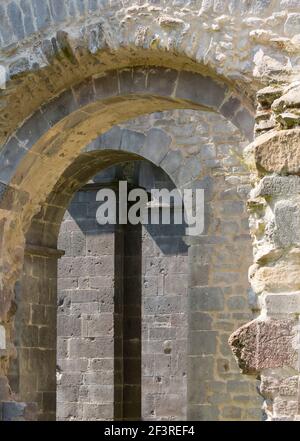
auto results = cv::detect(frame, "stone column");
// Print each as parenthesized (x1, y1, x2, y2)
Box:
(229, 83, 300, 421)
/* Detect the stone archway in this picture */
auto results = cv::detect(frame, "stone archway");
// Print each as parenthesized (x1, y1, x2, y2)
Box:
(0, 66, 254, 321)
(0, 0, 300, 423)
(0, 65, 256, 419)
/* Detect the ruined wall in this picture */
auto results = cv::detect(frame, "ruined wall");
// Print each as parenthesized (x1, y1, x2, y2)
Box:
(1, 0, 300, 422)
(229, 81, 300, 421)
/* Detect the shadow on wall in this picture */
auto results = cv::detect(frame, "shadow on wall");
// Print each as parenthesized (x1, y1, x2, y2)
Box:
(67, 160, 189, 256)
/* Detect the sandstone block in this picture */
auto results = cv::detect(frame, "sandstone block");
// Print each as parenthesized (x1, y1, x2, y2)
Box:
(245, 129, 300, 175)
(228, 318, 298, 374)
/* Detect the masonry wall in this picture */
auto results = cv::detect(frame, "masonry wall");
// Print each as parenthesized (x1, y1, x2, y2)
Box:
(56, 109, 263, 421)
(57, 193, 117, 421)
(141, 212, 189, 420)
(1, 0, 300, 423)
(8, 250, 57, 421)
(57, 162, 190, 421)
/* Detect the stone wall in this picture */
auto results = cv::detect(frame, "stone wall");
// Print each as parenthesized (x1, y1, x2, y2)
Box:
(229, 82, 300, 421)
(56, 108, 262, 421)
(56, 162, 190, 421)
(57, 208, 117, 421)
(1, 0, 300, 422)
(8, 248, 58, 421)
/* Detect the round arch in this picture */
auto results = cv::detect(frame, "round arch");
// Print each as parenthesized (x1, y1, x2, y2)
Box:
(0, 67, 254, 314)
(0, 66, 255, 421)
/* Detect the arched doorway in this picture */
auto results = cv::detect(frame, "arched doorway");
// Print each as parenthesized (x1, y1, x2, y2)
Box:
(0, 67, 259, 421)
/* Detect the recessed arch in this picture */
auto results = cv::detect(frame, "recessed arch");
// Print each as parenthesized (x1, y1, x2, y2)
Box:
(0, 68, 254, 305)
(0, 65, 257, 421)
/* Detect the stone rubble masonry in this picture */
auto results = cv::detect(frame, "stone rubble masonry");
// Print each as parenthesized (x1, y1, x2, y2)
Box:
(228, 66, 300, 420)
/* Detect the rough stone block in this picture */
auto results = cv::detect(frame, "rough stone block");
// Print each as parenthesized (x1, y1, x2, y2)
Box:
(221, 200, 244, 216)
(262, 292, 300, 315)
(16, 110, 50, 149)
(58, 315, 81, 337)
(83, 403, 113, 420)
(160, 150, 183, 175)
(0, 4, 13, 44)
(86, 385, 114, 403)
(190, 311, 213, 330)
(227, 296, 247, 310)
(188, 355, 214, 383)
(220, 96, 241, 119)
(69, 337, 114, 358)
(20, 0, 35, 35)
(231, 107, 254, 141)
(229, 318, 298, 374)
(189, 264, 210, 286)
(173, 156, 202, 186)
(73, 78, 94, 107)
(245, 129, 300, 175)
(222, 406, 242, 419)
(84, 371, 113, 386)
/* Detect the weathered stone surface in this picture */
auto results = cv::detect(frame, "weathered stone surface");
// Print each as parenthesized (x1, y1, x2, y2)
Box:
(249, 254, 300, 293)
(32, 0, 51, 30)
(272, 199, 300, 248)
(256, 86, 283, 109)
(277, 112, 300, 129)
(20, 0, 35, 35)
(245, 129, 300, 175)
(261, 292, 300, 315)
(284, 13, 300, 37)
(0, 401, 38, 421)
(229, 319, 298, 374)
(140, 128, 172, 164)
(0, 137, 27, 184)
(252, 175, 300, 198)
(7, 1, 25, 40)
(1, 0, 296, 422)
(0, 325, 5, 349)
(176, 72, 227, 110)
(272, 84, 300, 113)
(190, 287, 224, 311)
